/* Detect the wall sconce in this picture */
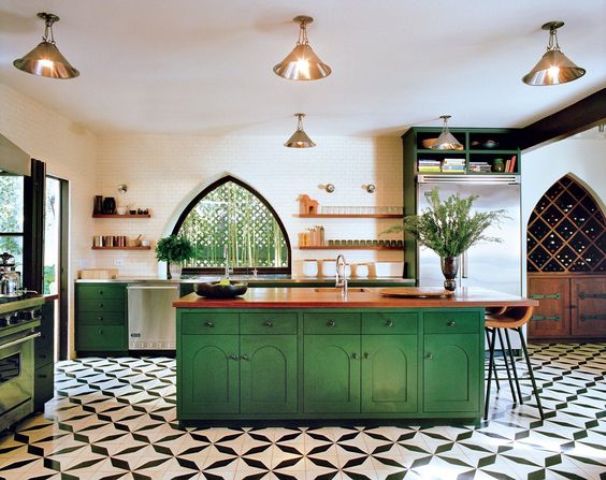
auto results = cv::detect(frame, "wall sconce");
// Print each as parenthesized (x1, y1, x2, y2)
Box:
(118, 184, 128, 194)
(363, 184, 376, 193)
(319, 183, 335, 193)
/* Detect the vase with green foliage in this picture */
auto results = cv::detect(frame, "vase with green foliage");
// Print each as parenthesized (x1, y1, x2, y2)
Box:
(384, 188, 507, 290)
(155, 235, 195, 279)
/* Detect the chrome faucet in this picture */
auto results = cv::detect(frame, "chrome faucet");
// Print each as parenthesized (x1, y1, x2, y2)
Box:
(335, 254, 348, 297)
(224, 245, 231, 278)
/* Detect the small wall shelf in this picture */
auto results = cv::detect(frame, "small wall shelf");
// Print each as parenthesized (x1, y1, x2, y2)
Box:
(298, 246, 402, 251)
(297, 214, 403, 219)
(92, 246, 151, 250)
(93, 214, 151, 218)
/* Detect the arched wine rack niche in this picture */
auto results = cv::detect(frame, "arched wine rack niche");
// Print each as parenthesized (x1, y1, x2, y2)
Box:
(527, 175, 606, 273)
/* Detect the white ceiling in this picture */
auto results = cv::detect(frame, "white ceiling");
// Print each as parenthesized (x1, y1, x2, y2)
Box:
(0, 0, 605, 136)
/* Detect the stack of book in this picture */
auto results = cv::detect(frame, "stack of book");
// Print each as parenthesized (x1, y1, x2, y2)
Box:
(504, 155, 517, 173)
(468, 162, 492, 173)
(441, 158, 466, 173)
(418, 159, 441, 173)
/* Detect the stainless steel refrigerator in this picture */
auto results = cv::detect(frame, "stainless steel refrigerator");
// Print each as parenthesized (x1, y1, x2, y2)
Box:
(416, 175, 522, 296)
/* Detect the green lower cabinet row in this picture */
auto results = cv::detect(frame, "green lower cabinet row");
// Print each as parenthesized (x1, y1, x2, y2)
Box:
(177, 309, 483, 421)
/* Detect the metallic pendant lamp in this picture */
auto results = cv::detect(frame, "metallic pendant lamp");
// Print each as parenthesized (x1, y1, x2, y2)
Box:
(13, 12, 79, 79)
(285, 113, 316, 148)
(431, 115, 463, 150)
(274, 16, 332, 81)
(522, 21, 585, 86)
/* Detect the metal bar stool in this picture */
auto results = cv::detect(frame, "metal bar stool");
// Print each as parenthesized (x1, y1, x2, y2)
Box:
(484, 306, 545, 421)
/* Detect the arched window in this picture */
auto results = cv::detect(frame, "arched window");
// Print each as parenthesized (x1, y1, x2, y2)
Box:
(173, 176, 291, 275)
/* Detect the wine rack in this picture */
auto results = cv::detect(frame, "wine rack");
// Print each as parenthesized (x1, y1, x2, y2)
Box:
(527, 175, 606, 273)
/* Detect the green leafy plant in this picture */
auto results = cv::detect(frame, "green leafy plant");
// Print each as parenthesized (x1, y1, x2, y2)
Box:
(383, 188, 507, 258)
(155, 235, 195, 264)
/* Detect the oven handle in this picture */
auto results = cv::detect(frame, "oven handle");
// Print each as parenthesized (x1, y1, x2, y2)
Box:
(0, 332, 41, 350)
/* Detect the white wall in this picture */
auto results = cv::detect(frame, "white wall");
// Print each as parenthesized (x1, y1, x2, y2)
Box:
(0, 82, 97, 357)
(521, 135, 606, 292)
(95, 134, 404, 277)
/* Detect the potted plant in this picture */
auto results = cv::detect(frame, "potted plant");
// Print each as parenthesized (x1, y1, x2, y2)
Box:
(384, 188, 506, 290)
(155, 235, 195, 279)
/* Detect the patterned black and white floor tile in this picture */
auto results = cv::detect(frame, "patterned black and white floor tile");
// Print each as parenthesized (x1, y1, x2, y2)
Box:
(1, 343, 606, 480)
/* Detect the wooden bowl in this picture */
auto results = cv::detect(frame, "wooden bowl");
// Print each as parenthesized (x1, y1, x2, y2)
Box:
(195, 281, 248, 298)
(422, 138, 438, 148)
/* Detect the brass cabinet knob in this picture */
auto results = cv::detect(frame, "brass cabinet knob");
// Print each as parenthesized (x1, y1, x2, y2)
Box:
(363, 352, 369, 359)
(264, 320, 273, 327)
(241, 354, 249, 361)
(351, 352, 359, 360)
(327, 320, 336, 327)
(385, 320, 394, 327)
(447, 320, 456, 327)
(425, 352, 433, 360)
(204, 321, 215, 327)
(97, 316, 103, 321)
(229, 354, 239, 361)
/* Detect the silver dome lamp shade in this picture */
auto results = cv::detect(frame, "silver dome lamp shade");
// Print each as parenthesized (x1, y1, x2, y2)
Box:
(285, 113, 316, 148)
(13, 12, 79, 79)
(431, 115, 463, 151)
(522, 21, 585, 86)
(274, 16, 331, 81)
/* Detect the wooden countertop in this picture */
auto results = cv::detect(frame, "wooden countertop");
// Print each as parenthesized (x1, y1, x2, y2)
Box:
(173, 287, 538, 309)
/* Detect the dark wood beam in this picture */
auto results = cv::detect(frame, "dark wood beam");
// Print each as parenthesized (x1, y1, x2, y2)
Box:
(520, 88, 606, 151)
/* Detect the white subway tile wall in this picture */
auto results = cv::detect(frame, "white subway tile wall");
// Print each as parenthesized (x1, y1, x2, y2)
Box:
(95, 134, 404, 276)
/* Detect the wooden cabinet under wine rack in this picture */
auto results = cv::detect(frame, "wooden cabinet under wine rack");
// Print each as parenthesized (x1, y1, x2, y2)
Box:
(527, 175, 606, 340)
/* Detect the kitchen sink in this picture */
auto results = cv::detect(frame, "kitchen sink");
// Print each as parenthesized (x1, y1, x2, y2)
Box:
(313, 287, 369, 293)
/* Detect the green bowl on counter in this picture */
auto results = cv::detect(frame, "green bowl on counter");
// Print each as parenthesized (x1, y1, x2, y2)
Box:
(194, 281, 248, 299)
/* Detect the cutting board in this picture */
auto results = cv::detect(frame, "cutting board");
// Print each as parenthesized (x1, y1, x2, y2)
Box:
(379, 287, 455, 298)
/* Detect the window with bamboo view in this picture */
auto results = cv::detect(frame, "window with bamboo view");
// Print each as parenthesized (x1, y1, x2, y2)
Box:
(175, 177, 290, 274)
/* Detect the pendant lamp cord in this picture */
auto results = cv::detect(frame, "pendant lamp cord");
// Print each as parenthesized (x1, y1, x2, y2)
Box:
(43, 17, 56, 44)
(547, 28, 560, 52)
(297, 20, 309, 45)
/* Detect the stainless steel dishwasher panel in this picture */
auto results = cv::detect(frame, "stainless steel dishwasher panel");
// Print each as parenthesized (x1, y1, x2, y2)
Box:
(127, 284, 180, 350)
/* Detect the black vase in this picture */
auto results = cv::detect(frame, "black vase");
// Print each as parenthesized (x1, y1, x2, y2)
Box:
(102, 197, 116, 214)
(94, 195, 104, 214)
(440, 256, 459, 291)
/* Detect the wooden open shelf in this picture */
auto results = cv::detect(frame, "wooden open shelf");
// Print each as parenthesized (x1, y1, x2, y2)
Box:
(92, 246, 151, 250)
(297, 214, 403, 219)
(93, 214, 151, 218)
(297, 245, 402, 251)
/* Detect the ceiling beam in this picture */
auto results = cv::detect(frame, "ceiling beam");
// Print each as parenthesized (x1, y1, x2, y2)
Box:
(520, 88, 606, 151)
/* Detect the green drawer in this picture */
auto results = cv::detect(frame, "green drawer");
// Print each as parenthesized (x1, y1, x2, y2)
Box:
(240, 312, 298, 334)
(303, 313, 360, 334)
(181, 312, 239, 334)
(362, 312, 418, 334)
(77, 310, 125, 326)
(76, 325, 126, 351)
(77, 284, 126, 312)
(423, 311, 481, 334)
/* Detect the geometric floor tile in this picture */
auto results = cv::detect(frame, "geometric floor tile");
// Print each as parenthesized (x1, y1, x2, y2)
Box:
(0, 345, 605, 480)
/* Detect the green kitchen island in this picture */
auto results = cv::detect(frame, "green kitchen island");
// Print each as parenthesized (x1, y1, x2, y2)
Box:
(173, 287, 537, 425)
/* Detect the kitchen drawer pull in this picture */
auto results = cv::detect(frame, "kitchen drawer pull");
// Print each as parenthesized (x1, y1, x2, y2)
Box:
(204, 321, 215, 327)
(447, 320, 456, 327)
(241, 354, 249, 361)
(98, 303, 104, 308)
(97, 316, 103, 321)
(98, 290, 104, 295)
(363, 352, 369, 359)
(425, 352, 433, 360)
(385, 320, 394, 327)
(263, 320, 274, 327)
(229, 354, 239, 361)
(326, 320, 336, 327)
(98, 329, 103, 334)
(351, 352, 359, 360)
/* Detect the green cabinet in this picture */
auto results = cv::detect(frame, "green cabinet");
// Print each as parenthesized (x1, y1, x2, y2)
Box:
(303, 334, 360, 413)
(180, 335, 239, 415)
(423, 334, 480, 413)
(361, 335, 417, 413)
(177, 307, 484, 423)
(75, 283, 127, 353)
(241, 335, 297, 414)
(178, 310, 298, 419)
